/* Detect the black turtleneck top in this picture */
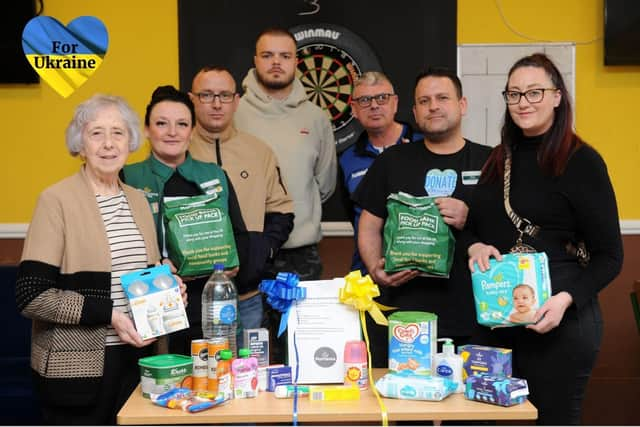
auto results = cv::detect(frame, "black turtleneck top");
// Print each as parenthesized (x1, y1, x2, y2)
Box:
(462, 134, 623, 310)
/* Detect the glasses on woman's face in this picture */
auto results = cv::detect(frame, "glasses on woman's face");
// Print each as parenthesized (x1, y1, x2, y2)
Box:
(194, 91, 236, 104)
(352, 93, 396, 108)
(502, 88, 557, 105)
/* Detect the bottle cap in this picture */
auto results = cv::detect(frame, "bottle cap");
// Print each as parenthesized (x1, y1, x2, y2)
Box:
(344, 340, 367, 363)
(213, 263, 225, 271)
(238, 348, 251, 358)
(219, 349, 233, 360)
(437, 338, 455, 355)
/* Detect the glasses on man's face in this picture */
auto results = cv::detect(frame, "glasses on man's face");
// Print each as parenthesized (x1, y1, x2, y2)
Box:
(352, 93, 396, 108)
(502, 88, 557, 105)
(194, 91, 236, 104)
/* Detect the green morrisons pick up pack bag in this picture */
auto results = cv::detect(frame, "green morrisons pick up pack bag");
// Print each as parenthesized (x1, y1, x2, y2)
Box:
(163, 194, 238, 277)
(383, 192, 455, 277)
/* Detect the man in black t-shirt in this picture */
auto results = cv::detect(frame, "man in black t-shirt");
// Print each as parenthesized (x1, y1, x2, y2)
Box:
(353, 68, 491, 367)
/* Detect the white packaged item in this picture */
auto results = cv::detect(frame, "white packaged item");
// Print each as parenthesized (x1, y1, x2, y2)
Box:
(122, 264, 189, 339)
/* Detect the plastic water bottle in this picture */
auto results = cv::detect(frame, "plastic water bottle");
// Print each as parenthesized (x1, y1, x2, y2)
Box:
(202, 263, 238, 355)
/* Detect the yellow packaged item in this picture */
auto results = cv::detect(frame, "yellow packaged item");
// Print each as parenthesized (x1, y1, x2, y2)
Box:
(309, 384, 360, 401)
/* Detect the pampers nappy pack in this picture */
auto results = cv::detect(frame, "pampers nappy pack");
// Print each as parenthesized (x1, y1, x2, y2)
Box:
(471, 253, 552, 327)
(388, 311, 437, 376)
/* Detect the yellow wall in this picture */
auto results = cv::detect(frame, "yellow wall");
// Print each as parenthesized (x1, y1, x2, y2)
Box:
(2, 0, 638, 222)
(459, 0, 640, 218)
(0, 0, 177, 222)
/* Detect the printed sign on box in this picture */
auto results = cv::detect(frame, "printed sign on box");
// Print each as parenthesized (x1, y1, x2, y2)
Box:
(287, 278, 361, 384)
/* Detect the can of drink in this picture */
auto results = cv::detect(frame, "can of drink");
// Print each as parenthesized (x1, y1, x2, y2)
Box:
(191, 339, 208, 390)
(207, 337, 229, 392)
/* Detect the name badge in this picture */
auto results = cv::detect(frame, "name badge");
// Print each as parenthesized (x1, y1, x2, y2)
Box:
(200, 179, 222, 196)
(462, 170, 481, 185)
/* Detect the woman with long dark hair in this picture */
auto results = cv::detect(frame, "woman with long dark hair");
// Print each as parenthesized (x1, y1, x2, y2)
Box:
(463, 53, 623, 424)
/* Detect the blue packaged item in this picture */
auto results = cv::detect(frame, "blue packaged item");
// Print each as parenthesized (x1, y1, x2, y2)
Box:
(375, 372, 456, 401)
(388, 311, 437, 376)
(121, 264, 189, 339)
(267, 366, 292, 392)
(471, 253, 551, 327)
(458, 345, 512, 382)
(151, 387, 225, 412)
(464, 374, 529, 407)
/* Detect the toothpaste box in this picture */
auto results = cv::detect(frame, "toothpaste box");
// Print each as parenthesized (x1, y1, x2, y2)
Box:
(471, 253, 552, 327)
(121, 264, 189, 340)
(458, 345, 512, 381)
(258, 364, 283, 391)
(465, 374, 529, 407)
(244, 328, 269, 368)
(267, 365, 292, 392)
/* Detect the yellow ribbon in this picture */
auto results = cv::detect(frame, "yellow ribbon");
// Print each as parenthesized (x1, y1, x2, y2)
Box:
(340, 270, 395, 426)
(339, 270, 395, 326)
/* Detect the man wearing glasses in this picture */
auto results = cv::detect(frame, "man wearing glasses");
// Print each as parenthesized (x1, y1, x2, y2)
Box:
(234, 27, 337, 284)
(353, 68, 491, 367)
(189, 65, 294, 340)
(339, 71, 423, 275)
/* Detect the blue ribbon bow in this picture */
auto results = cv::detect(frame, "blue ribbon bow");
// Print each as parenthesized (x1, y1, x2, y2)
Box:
(259, 272, 306, 337)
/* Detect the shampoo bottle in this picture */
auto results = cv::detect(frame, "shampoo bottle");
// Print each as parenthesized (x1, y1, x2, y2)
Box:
(434, 338, 464, 393)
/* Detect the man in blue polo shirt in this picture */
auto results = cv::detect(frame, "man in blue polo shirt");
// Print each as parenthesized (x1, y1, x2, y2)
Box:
(339, 71, 422, 274)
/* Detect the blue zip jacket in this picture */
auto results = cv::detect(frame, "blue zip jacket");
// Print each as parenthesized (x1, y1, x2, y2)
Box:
(338, 122, 423, 273)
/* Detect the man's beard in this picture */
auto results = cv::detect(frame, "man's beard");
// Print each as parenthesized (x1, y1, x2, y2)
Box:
(421, 127, 454, 142)
(256, 69, 295, 91)
(419, 120, 458, 143)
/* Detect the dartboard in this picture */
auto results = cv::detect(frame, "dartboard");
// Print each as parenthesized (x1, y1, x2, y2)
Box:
(297, 44, 358, 134)
(290, 23, 382, 153)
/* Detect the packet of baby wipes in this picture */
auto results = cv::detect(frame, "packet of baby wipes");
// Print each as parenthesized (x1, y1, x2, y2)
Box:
(471, 253, 552, 328)
(375, 372, 456, 401)
(121, 264, 189, 339)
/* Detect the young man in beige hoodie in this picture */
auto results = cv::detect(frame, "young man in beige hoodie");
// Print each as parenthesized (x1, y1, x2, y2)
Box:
(234, 27, 337, 282)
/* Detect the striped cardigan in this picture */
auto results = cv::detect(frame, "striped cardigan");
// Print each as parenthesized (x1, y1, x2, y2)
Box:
(15, 167, 160, 404)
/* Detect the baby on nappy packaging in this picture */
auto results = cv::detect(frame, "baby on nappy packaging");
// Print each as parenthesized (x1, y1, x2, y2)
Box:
(508, 284, 537, 324)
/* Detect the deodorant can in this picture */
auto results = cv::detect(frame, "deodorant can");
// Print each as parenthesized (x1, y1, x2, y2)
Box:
(344, 340, 368, 390)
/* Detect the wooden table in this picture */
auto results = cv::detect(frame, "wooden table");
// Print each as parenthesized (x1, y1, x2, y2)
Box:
(117, 369, 537, 425)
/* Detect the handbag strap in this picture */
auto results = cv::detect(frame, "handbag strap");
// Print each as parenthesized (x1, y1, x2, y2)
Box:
(504, 146, 541, 239)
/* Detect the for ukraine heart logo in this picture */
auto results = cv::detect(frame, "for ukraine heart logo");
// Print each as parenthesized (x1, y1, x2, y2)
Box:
(22, 16, 108, 98)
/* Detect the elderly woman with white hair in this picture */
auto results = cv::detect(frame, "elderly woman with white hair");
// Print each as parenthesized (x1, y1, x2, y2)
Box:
(15, 94, 184, 425)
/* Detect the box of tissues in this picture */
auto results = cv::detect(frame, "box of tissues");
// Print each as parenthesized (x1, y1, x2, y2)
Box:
(465, 374, 529, 406)
(122, 264, 189, 339)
